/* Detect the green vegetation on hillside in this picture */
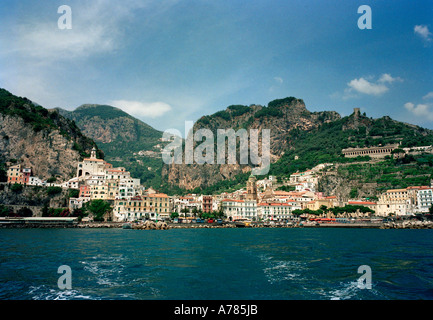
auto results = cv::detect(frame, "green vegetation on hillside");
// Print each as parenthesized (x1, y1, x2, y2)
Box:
(270, 113, 433, 178)
(334, 154, 433, 192)
(0, 88, 57, 133)
(59, 104, 164, 186)
(0, 88, 100, 159)
(73, 104, 131, 120)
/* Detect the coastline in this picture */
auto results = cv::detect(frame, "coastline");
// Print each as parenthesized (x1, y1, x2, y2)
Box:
(1, 218, 432, 229)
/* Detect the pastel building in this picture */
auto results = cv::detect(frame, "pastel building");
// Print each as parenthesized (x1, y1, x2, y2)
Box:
(7, 164, 22, 184)
(112, 193, 171, 222)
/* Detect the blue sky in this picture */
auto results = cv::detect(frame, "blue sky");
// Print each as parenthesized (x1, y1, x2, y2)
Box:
(0, 0, 432, 133)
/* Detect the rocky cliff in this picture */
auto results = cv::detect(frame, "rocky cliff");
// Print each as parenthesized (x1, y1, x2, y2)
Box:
(163, 97, 341, 190)
(0, 88, 101, 181)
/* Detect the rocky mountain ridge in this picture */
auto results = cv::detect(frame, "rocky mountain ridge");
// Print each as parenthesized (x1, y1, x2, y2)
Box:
(163, 97, 342, 189)
(0, 88, 101, 182)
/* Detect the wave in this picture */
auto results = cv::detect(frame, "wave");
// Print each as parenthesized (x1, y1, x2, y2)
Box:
(259, 254, 308, 284)
(80, 254, 127, 287)
(28, 285, 97, 300)
(78, 254, 162, 299)
(324, 280, 384, 300)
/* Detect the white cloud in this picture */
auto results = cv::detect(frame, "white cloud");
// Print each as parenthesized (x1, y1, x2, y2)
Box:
(414, 25, 432, 42)
(423, 92, 433, 100)
(347, 77, 389, 96)
(110, 100, 172, 118)
(341, 73, 403, 98)
(5, 1, 151, 62)
(378, 73, 403, 84)
(15, 23, 116, 60)
(404, 102, 433, 120)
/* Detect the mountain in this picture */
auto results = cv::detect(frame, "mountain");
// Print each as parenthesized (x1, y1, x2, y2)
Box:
(163, 98, 433, 195)
(8, 86, 431, 197)
(163, 97, 341, 190)
(56, 104, 167, 187)
(270, 108, 433, 176)
(0, 88, 101, 182)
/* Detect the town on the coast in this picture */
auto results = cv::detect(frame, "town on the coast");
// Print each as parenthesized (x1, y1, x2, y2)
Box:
(2, 141, 433, 229)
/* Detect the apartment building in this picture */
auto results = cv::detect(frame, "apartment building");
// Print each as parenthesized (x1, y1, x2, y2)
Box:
(112, 193, 171, 222)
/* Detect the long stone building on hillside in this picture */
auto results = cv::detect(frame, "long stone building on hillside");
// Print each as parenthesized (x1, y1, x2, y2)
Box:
(342, 144, 399, 158)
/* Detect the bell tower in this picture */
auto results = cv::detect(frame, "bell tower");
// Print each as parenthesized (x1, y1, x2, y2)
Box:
(246, 174, 257, 201)
(90, 147, 97, 159)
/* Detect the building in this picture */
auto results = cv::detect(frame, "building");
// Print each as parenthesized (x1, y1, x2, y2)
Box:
(257, 202, 301, 221)
(90, 184, 108, 200)
(69, 197, 91, 211)
(112, 193, 171, 222)
(79, 185, 91, 198)
(348, 201, 377, 212)
(62, 177, 79, 189)
(305, 196, 338, 211)
(290, 170, 315, 184)
(148, 193, 171, 219)
(377, 188, 410, 216)
(6, 164, 35, 185)
(76, 147, 107, 178)
(342, 144, 399, 158)
(416, 188, 433, 213)
(202, 195, 213, 213)
(221, 199, 257, 221)
(256, 177, 273, 191)
(28, 176, 45, 186)
(245, 175, 258, 201)
(21, 168, 31, 184)
(7, 164, 23, 184)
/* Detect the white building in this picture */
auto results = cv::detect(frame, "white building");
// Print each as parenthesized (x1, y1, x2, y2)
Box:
(221, 199, 257, 221)
(69, 197, 91, 211)
(28, 176, 45, 186)
(76, 147, 107, 178)
(257, 202, 300, 221)
(377, 189, 410, 216)
(295, 181, 316, 192)
(416, 188, 433, 213)
(62, 177, 80, 189)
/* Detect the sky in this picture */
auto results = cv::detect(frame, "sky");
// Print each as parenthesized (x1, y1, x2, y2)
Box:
(0, 0, 432, 134)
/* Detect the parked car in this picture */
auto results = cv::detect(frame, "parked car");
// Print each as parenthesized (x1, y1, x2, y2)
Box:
(207, 218, 214, 223)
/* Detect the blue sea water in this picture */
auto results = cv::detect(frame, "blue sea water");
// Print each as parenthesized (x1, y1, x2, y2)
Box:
(0, 228, 432, 300)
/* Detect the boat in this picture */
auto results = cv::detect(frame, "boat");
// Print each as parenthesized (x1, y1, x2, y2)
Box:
(234, 219, 252, 228)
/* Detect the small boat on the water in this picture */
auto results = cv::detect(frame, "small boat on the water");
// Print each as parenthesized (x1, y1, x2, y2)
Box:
(234, 219, 252, 228)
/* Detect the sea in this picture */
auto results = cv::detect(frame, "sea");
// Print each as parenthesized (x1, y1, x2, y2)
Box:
(0, 228, 432, 300)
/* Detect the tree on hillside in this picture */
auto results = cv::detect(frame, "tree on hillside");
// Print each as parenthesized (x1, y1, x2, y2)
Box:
(0, 205, 13, 217)
(84, 199, 112, 221)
